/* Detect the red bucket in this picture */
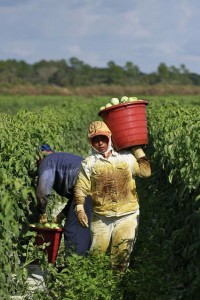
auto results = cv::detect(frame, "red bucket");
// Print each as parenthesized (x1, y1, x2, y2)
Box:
(98, 100, 148, 150)
(30, 226, 63, 264)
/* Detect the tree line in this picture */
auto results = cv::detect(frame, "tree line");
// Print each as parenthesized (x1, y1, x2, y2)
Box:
(0, 57, 200, 87)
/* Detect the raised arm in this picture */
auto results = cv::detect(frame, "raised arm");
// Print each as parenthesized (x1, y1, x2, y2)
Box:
(131, 146, 151, 178)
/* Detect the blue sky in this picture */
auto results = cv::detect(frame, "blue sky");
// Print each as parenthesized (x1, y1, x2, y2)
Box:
(0, 0, 199, 73)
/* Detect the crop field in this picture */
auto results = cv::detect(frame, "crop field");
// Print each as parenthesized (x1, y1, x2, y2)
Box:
(0, 95, 199, 299)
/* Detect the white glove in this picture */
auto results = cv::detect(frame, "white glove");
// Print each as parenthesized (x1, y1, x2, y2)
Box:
(131, 146, 146, 159)
(75, 204, 89, 227)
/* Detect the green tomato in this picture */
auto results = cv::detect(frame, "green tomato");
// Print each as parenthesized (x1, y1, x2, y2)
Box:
(43, 222, 51, 228)
(105, 103, 112, 108)
(29, 224, 36, 228)
(128, 97, 138, 102)
(36, 223, 44, 228)
(110, 98, 119, 105)
(120, 96, 129, 103)
(50, 223, 60, 229)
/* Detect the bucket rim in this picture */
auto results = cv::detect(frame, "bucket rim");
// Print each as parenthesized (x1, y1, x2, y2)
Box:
(98, 100, 148, 116)
(30, 226, 63, 233)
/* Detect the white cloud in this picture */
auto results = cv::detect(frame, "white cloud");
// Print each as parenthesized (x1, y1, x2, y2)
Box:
(66, 45, 82, 57)
(116, 10, 150, 38)
(178, 0, 195, 29)
(10, 46, 33, 58)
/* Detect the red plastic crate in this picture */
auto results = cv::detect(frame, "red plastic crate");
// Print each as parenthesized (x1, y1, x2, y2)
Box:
(30, 226, 63, 264)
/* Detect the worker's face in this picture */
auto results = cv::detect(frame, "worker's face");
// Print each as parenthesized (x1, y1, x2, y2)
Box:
(91, 135, 109, 154)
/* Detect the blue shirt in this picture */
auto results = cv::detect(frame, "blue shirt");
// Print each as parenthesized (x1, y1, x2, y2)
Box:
(36, 152, 83, 214)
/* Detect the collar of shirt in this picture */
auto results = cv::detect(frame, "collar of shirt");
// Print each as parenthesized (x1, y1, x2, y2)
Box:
(94, 149, 119, 160)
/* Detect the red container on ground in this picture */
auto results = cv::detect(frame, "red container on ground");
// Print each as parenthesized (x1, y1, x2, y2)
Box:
(98, 100, 148, 150)
(30, 226, 63, 264)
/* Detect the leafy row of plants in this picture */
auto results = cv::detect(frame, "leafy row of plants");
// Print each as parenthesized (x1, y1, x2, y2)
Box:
(0, 100, 99, 299)
(145, 99, 200, 299)
(0, 96, 199, 299)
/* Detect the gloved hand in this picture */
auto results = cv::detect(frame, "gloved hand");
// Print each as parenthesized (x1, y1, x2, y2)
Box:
(39, 213, 48, 224)
(75, 204, 89, 227)
(131, 146, 146, 159)
(53, 211, 66, 224)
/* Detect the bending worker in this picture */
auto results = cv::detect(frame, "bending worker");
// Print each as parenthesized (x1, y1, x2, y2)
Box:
(74, 121, 151, 272)
(36, 144, 91, 256)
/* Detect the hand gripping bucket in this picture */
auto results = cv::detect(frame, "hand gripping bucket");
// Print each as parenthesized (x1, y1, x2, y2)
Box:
(98, 100, 148, 150)
(30, 226, 63, 264)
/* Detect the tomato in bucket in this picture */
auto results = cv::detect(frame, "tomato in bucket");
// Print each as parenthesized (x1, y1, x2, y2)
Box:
(98, 100, 148, 150)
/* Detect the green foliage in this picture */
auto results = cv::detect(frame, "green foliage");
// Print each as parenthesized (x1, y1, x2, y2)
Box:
(43, 252, 123, 300)
(0, 57, 200, 87)
(0, 95, 199, 299)
(146, 99, 200, 298)
(0, 100, 99, 296)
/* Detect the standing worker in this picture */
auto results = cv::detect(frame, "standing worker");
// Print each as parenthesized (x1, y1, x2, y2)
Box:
(74, 121, 151, 272)
(36, 144, 91, 256)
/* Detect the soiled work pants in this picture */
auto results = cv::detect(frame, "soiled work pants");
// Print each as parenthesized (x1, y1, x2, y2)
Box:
(90, 209, 139, 271)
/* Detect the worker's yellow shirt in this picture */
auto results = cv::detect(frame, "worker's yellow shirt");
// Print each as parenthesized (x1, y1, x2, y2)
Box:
(74, 149, 151, 217)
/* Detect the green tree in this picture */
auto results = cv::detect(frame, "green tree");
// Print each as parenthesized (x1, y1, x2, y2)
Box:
(68, 57, 85, 86)
(124, 61, 140, 84)
(48, 60, 70, 86)
(33, 60, 60, 84)
(106, 61, 125, 85)
(157, 63, 170, 82)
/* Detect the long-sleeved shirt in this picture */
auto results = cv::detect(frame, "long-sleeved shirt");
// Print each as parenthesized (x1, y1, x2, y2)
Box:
(74, 149, 151, 217)
(36, 152, 83, 214)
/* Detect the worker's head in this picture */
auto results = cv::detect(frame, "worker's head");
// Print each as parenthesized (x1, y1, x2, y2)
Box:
(36, 144, 54, 167)
(87, 121, 112, 155)
(39, 144, 53, 152)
